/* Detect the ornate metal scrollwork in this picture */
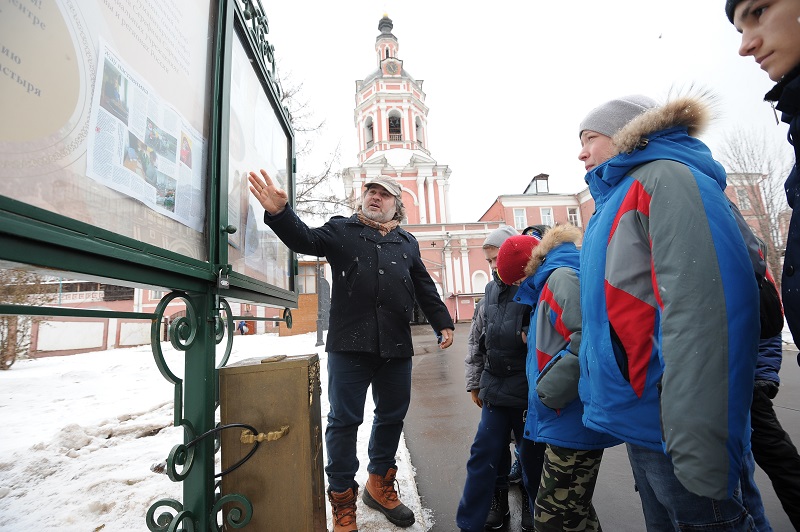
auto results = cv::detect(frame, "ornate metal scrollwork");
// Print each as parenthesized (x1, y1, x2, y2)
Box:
(146, 499, 196, 532)
(148, 291, 243, 526)
(211, 493, 253, 531)
(215, 297, 235, 369)
(239, 0, 275, 78)
(150, 291, 197, 427)
(237, 0, 292, 121)
(165, 432, 195, 482)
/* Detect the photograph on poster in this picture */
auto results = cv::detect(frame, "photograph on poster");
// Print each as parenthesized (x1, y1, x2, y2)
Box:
(122, 132, 149, 181)
(179, 134, 192, 169)
(99, 59, 129, 124)
(156, 172, 177, 213)
(145, 118, 178, 161)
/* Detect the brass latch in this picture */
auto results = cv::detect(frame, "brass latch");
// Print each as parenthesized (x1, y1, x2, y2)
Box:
(240, 425, 289, 444)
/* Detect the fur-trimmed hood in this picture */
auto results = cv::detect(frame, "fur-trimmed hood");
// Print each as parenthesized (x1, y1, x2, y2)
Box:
(613, 95, 713, 155)
(523, 224, 583, 278)
(585, 93, 726, 202)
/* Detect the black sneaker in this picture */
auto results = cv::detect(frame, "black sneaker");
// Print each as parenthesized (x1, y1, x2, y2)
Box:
(485, 488, 509, 530)
(520, 485, 534, 532)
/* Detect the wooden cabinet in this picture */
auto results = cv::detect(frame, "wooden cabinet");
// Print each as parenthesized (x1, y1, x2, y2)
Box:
(220, 354, 326, 531)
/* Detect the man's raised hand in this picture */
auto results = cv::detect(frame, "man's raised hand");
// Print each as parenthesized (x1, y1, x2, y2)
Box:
(249, 169, 288, 215)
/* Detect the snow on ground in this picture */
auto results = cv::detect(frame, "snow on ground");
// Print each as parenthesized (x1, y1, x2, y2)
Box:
(0, 332, 432, 531)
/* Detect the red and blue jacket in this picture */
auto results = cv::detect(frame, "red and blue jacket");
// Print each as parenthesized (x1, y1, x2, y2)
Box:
(514, 225, 620, 450)
(579, 97, 759, 500)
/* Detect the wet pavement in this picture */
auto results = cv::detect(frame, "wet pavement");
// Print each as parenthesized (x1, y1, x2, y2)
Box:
(404, 322, 800, 531)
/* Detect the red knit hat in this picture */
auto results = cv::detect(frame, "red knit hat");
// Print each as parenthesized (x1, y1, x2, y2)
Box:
(496, 234, 541, 284)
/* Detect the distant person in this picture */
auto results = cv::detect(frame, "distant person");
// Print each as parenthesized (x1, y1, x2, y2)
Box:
(248, 170, 454, 532)
(521, 225, 549, 238)
(458, 225, 537, 532)
(727, 0, 800, 350)
(577, 94, 760, 529)
(497, 228, 620, 532)
(237, 320, 248, 335)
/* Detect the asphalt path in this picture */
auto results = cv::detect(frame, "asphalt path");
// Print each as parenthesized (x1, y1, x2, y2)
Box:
(404, 322, 800, 531)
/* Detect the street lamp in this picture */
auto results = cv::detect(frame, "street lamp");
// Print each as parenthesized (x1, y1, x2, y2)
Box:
(315, 257, 324, 346)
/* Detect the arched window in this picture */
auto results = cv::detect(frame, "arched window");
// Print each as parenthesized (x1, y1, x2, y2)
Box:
(364, 117, 374, 148)
(415, 117, 424, 149)
(388, 111, 402, 142)
(472, 271, 489, 295)
(385, 48, 390, 59)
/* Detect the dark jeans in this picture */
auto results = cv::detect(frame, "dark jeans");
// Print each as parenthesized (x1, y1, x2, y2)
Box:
(518, 437, 546, 513)
(324, 351, 412, 493)
(457, 402, 529, 532)
(751, 385, 800, 530)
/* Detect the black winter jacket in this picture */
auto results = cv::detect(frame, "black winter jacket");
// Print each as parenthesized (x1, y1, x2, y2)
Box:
(264, 207, 454, 358)
(768, 65, 800, 345)
(477, 279, 531, 408)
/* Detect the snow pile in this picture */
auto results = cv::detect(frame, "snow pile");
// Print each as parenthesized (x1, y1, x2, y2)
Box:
(0, 332, 432, 531)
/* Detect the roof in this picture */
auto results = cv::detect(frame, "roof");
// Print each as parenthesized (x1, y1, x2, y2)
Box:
(360, 67, 418, 86)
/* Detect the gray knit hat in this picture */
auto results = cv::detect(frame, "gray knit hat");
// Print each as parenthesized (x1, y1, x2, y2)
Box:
(483, 225, 517, 248)
(579, 95, 658, 138)
(725, 0, 744, 22)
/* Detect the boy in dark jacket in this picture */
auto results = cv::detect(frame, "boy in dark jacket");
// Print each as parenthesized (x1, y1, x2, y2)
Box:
(457, 226, 539, 532)
(727, 0, 800, 348)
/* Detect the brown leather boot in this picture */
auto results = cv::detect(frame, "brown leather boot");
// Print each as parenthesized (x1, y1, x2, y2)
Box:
(362, 467, 415, 527)
(328, 488, 358, 532)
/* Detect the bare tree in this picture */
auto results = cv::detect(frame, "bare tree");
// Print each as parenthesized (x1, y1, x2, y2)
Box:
(718, 129, 793, 288)
(0, 269, 52, 370)
(277, 68, 349, 221)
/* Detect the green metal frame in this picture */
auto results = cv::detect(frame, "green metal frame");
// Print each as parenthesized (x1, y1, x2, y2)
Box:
(0, 0, 297, 529)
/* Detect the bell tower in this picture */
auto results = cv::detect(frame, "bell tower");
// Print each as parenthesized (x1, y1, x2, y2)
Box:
(343, 14, 452, 225)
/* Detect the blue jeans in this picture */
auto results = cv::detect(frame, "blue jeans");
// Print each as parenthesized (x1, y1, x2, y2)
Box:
(456, 402, 528, 532)
(324, 351, 412, 492)
(740, 450, 771, 531)
(626, 443, 754, 531)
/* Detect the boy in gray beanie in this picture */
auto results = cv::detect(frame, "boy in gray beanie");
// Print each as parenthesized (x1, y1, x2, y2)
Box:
(577, 91, 762, 530)
(458, 224, 538, 532)
(483, 225, 517, 249)
(578, 95, 658, 139)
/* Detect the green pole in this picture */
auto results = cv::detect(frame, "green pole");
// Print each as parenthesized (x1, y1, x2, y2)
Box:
(182, 288, 217, 530)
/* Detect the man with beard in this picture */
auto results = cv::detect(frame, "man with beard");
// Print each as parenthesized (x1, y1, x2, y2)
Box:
(248, 170, 454, 532)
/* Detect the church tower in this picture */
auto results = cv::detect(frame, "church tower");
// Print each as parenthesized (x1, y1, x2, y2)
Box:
(343, 15, 452, 224)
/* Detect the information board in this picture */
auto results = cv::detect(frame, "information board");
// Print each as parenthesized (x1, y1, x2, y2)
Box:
(0, 0, 296, 300)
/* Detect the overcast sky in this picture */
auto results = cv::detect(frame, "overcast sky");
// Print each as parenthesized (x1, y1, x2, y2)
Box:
(262, 0, 791, 222)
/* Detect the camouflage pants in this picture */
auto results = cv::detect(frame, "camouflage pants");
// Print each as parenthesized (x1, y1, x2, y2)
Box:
(534, 444, 604, 532)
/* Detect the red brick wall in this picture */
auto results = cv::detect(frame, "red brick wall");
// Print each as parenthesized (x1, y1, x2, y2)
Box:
(279, 293, 319, 336)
